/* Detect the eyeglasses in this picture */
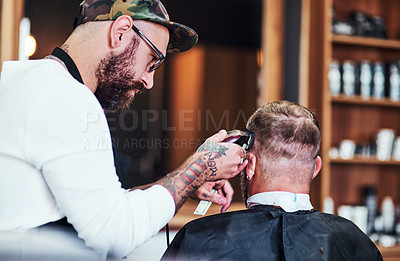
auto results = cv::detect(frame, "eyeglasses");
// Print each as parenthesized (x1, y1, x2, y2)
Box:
(132, 24, 165, 72)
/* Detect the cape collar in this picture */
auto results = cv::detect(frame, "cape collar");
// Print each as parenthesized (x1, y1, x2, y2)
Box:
(247, 191, 313, 213)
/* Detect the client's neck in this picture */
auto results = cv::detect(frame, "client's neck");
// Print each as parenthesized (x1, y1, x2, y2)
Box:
(248, 178, 310, 197)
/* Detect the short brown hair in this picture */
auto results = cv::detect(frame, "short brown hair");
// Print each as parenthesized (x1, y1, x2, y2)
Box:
(246, 100, 321, 184)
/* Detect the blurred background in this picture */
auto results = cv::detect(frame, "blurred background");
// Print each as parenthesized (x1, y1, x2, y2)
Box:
(2, 0, 400, 259)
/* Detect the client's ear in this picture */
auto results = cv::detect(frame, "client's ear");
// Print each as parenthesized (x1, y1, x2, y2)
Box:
(246, 152, 257, 180)
(312, 156, 322, 180)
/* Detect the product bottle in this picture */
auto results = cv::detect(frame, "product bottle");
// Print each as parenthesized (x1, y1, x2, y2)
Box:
(328, 60, 341, 96)
(364, 186, 377, 235)
(360, 61, 372, 99)
(373, 62, 385, 99)
(389, 63, 400, 101)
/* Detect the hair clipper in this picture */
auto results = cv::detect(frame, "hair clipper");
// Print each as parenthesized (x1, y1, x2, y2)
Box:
(193, 129, 255, 215)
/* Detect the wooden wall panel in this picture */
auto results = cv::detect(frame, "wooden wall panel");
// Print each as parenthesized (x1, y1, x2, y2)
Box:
(168, 47, 205, 171)
(0, 0, 24, 67)
(259, 0, 285, 104)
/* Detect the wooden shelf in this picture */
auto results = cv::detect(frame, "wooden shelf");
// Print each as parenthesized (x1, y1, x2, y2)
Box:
(330, 157, 400, 166)
(330, 95, 400, 107)
(332, 34, 400, 49)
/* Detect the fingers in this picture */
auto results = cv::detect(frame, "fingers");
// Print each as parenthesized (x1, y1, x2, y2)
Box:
(207, 129, 227, 143)
(213, 179, 226, 190)
(220, 181, 234, 213)
(193, 182, 225, 204)
(196, 181, 234, 213)
(199, 130, 248, 181)
(193, 180, 235, 213)
(236, 159, 249, 174)
(241, 149, 247, 161)
(200, 188, 227, 206)
(229, 143, 246, 163)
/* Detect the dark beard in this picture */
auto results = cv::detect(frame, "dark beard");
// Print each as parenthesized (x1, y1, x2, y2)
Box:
(94, 38, 146, 111)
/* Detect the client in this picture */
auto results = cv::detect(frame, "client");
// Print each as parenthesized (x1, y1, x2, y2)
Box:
(161, 100, 382, 261)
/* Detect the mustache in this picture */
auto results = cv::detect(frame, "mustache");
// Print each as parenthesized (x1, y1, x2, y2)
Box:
(131, 81, 146, 94)
(110, 80, 146, 96)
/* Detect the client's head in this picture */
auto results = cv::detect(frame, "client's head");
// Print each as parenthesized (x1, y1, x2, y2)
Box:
(241, 100, 322, 203)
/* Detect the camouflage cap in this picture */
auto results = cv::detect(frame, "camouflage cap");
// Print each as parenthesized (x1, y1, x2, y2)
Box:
(74, 0, 198, 53)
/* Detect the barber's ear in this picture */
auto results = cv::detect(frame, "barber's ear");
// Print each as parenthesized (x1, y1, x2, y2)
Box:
(245, 152, 257, 180)
(312, 156, 322, 180)
(110, 15, 133, 48)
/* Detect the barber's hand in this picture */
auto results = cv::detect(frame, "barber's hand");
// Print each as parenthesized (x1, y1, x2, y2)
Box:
(156, 130, 247, 212)
(196, 130, 248, 181)
(193, 180, 234, 213)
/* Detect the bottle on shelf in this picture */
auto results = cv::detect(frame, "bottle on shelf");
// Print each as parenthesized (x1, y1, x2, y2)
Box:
(359, 61, 372, 99)
(328, 60, 341, 96)
(342, 61, 356, 96)
(372, 62, 385, 99)
(388, 62, 400, 101)
(364, 186, 377, 235)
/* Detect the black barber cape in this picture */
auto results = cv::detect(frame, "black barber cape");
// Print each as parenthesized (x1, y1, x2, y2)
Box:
(161, 205, 382, 261)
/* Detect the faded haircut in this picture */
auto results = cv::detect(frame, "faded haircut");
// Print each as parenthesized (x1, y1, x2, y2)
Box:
(246, 100, 321, 185)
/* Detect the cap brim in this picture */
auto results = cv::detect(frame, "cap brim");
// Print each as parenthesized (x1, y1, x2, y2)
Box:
(149, 19, 198, 53)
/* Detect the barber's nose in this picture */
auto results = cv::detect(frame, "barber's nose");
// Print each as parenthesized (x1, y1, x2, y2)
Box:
(140, 71, 154, 90)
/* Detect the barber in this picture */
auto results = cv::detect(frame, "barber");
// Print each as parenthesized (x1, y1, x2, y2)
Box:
(0, 0, 247, 259)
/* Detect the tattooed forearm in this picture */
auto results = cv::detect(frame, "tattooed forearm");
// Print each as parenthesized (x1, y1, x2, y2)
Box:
(157, 157, 205, 210)
(157, 141, 228, 211)
(182, 158, 207, 184)
(204, 152, 218, 177)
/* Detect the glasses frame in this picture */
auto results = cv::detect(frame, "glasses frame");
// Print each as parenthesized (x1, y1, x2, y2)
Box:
(132, 24, 165, 72)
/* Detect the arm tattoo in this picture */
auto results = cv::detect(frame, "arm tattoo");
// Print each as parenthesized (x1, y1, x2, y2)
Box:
(182, 158, 207, 184)
(201, 193, 210, 199)
(157, 140, 228, 211)
(61, 44, 70, 54)
(197, 140, 228, 156)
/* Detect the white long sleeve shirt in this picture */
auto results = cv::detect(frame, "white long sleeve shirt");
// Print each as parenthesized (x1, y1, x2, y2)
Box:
(0, 59, 175, 258)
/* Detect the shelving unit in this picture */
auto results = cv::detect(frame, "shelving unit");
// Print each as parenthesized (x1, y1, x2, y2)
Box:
(308, 0, 400, 208)
(307, 0, 400, 259)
